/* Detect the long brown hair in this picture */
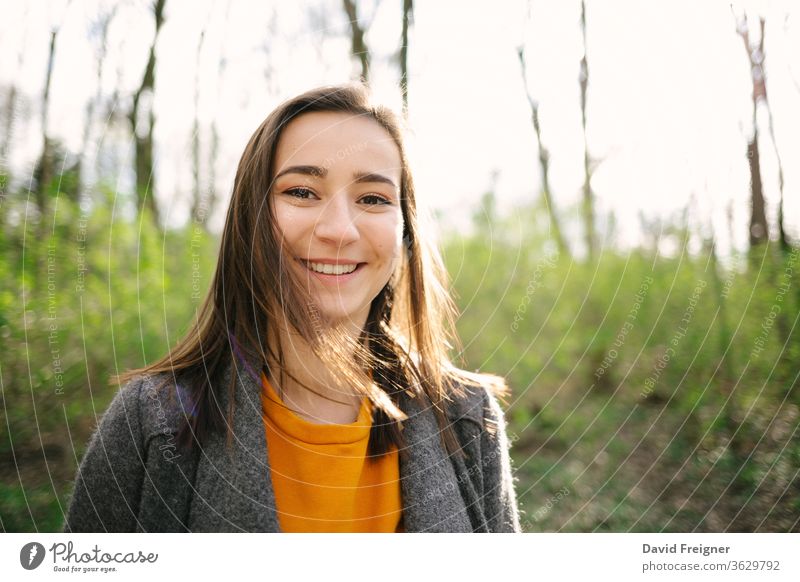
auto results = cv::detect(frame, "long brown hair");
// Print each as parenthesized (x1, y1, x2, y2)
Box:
(114, 83, 506, 458)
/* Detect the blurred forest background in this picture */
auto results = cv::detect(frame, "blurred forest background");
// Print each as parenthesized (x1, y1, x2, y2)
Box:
(1, 0, 798, 532)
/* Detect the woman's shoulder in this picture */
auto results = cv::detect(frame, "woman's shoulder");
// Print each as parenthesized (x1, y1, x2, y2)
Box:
(108, 372, 190, 438)
(444, 367, 510, 427)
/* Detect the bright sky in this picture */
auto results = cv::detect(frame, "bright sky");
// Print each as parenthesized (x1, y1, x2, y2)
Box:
(1, 0, 798, 256)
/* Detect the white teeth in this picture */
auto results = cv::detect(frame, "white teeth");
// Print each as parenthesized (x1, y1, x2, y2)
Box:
(304, 261, 358, 275)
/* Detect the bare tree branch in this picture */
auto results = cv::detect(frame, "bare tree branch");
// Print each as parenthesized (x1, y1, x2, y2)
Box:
(517, 45, 569, 258)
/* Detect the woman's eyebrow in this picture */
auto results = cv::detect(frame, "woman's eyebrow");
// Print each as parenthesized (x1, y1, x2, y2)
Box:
(352, 171, 397, 189)
(275, 166, 398, 190)
(274, 165, 327, 179)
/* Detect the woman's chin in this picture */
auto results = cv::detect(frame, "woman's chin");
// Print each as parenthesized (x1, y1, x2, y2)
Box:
(312, 302, 369, 331)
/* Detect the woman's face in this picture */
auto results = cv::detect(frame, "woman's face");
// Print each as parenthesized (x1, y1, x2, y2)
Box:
(271, 111, 404, 329)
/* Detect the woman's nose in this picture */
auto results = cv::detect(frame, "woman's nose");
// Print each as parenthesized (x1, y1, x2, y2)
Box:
(313, 193, 360, 245)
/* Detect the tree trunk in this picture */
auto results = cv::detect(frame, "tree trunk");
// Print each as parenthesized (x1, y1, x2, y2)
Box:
(342, 0, 369, 82)
(79, 7, 117, 205)
(756, 18, 790, 252)
(200, 2, 232, 230)
(34, 29, 58, 223)
(1, 86, 17, 171)
(191, 28, 207, 225)
(579, 0, 595, 259)
(517, 47, 569, 258)
(746, 133, 768, 246)
(0, 84, 18, 224)
(735, 14, 769, 248)
(129, 0, 167, 229)
(399, 0, 413, 117)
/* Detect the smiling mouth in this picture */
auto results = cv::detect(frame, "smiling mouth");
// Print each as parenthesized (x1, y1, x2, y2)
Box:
(299, 259, 364, 276)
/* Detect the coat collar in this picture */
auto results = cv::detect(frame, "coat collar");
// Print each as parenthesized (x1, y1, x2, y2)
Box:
(188, 356, 473, 532)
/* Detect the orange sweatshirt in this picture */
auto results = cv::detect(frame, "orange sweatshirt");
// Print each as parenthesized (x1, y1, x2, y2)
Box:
(260, 372, 404, 532)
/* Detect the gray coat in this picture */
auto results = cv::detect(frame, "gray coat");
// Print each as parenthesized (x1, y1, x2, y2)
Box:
(64, 360, 521, 532)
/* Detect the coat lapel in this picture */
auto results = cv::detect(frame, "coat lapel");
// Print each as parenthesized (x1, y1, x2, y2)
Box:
(396, 391, 473, 532)
(188, 359, 280, 532)
(188, 357, 471, 532)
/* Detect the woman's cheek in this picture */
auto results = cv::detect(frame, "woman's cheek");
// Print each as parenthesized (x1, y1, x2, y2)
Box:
(272, 199, 292, 234)
(274, 200, 313, 241)
(375, 211, 403, 257)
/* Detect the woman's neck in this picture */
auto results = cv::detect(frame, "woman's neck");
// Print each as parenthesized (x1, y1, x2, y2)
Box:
(266, 320, 365, 424)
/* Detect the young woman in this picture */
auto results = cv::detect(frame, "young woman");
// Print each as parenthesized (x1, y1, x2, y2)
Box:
(65, 84, 521, 533)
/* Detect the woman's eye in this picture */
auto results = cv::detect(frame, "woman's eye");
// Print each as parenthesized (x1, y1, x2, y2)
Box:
(360, 194, 391, 205)
(284, 187, 316, 199)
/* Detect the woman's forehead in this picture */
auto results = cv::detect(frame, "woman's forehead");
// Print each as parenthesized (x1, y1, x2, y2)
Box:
(274, 111, 402, 178)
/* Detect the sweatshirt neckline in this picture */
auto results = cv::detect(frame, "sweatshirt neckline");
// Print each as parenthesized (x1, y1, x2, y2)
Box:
(260, 372, 372, 445)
